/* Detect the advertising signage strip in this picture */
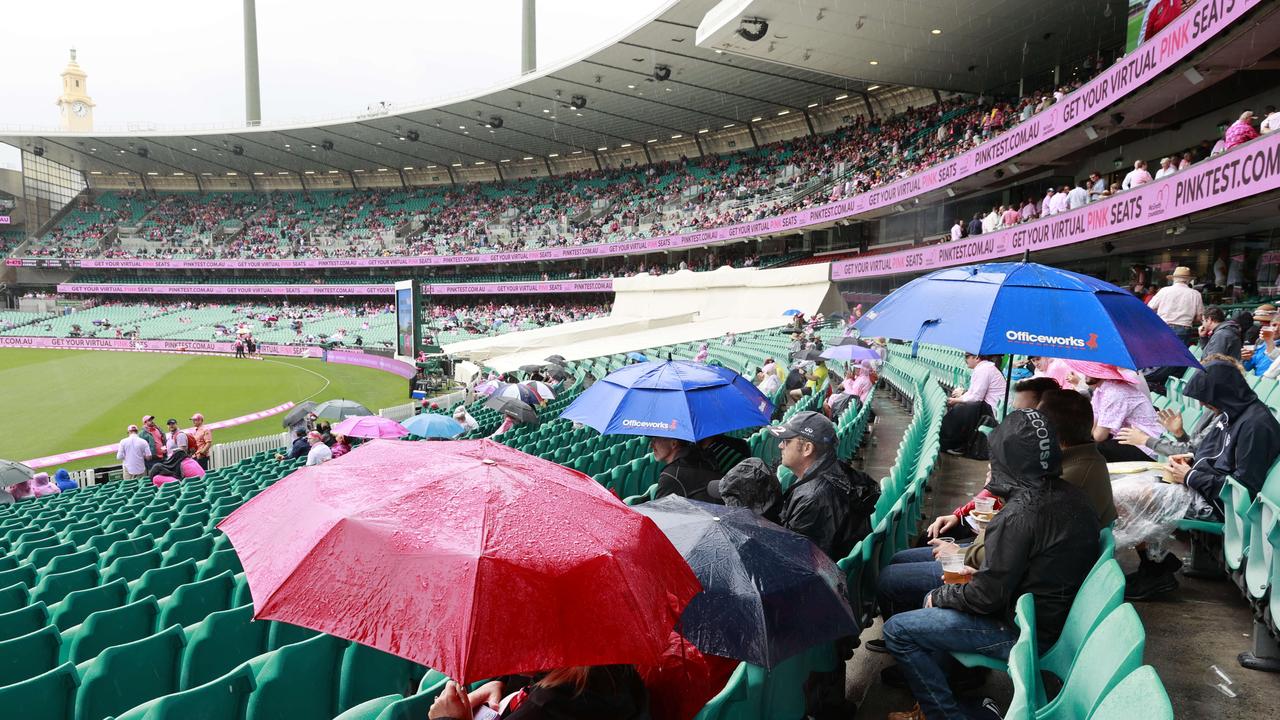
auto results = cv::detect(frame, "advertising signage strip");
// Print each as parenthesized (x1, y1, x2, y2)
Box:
(42, 1, 1252, 273)
(832, 131, 1280, 280)
(53, 279, 614, 296)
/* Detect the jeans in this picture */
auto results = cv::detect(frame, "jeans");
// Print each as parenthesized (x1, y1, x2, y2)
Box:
(876, 546, 945, 619)
(883, 608, 1017, 720)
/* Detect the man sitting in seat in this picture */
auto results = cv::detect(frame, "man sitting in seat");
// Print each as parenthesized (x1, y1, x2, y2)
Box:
(883, 409, 1100, 720)
(651, 437, 723, 502)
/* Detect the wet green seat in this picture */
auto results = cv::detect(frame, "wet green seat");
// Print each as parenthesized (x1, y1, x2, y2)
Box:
(0, 581, 31, 613)
(246, 632, 346, 720)
(103, 548, 163, 585)
(112, 664, 258, 720)
(132, 519, 172, 542)
(0, 661, 79, 720)
(198, 548, 244, 580)
(339, 641, 415, 710)
(74, 624, 186, 720)
(48, 578, 128, 631)
(128, 559, 196, 602)
(0, 624, 63, 684)
(45, 548, 100, 576)
(180, 603, 268, 690)
(12, 534, 61, 558)
(31, 564, 100, 606)
(103, 517, 143, 536)
(29, 541, 78, 570)
(0, 562, 37, 589)
(1088, 666, 1173, 720)
(1033, 604, 1146, 719)
(0, 601, 48, 642)
(267, 620, 319, 650)
(157, 523, 203, 552)
(161, 536, 215, 567)
(232, 571, 253, 606)
(335, 694, 403, 720)
(99, 537, 153, 568)
(157, 571, 235, 629)
(60, 595, 160, 665)
(0, 553, 18, 572)
(83, 529, 130, 555)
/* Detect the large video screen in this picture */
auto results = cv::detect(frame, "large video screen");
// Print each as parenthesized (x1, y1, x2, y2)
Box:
(395, 281, 418, 360)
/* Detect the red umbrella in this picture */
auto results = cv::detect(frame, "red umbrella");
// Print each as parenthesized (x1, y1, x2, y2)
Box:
(218, 439, 700, 683)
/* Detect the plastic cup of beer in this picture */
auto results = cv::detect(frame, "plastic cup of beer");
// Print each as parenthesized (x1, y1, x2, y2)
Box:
(933, 537, 959, 556)
(974, 497, 996, 514)
(941, 553, 971, 584)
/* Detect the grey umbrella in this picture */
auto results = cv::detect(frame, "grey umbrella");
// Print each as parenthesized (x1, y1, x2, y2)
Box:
(313, 399, 373, 421)
(545, 354, 566, 363)
(484, 396, 539, 426)
(544, 363, 570, 380)
(281, 401, 319, 429)
(0, 459, 34, 488)
(519, 363, 549, 374)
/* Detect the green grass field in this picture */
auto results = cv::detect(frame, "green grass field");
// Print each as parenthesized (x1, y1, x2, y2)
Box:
(0, 349, 411, 471)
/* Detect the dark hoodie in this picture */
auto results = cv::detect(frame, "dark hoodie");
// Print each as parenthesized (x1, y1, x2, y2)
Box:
(1202, 318, 1242, 359)
(1182, 362, 1280, 506)
(930, 409, 1099, 645)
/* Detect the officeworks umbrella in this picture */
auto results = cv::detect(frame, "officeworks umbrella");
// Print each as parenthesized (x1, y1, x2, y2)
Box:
(560, 360, 773, 442)
(852, 260, 1200, 370)
(401, 413, 466, 439)
(634, 496, 858, 668)
(218, 440, 700, 684)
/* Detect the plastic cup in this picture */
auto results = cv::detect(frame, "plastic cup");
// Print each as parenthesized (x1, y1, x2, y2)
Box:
(974, 497, 996, 514)
(941, 553, 971, 584)
(933, 537, 960, 556)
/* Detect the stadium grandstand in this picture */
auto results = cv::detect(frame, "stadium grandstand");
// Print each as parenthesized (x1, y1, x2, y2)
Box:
(3, 0, 1280, 718)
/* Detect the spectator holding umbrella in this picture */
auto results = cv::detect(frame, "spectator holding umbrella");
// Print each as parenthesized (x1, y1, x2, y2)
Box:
(429, 667, 649, 720)
(651, 437, 722, 502)
(454, 406, 479, 434)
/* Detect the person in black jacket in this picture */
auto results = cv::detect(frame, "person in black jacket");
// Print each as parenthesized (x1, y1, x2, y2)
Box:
(883, 409, 1099, 720)
(428, 665, 648, 720)
(276, 429, 309, 461)
(650, 437, 722, 502)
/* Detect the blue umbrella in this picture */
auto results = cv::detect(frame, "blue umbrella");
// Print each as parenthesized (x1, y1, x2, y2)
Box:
(560, 360, 773, 441)
(782, 309, 802, 316)
(626, 351, 649, 362)
(820, 345, 881, 363)
(852, 261, 1200, 370)
(402, 413, 465, 439)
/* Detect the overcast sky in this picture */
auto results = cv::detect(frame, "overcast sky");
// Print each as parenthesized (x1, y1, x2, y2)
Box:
(0, 0, 670, 166)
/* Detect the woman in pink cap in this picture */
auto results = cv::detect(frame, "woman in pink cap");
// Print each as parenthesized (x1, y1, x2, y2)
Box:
(1064, 360, 1162, 462)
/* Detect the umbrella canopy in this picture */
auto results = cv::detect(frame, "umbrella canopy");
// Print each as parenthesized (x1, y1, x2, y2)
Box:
(495, 382, 540, 405)
(627, 352, 650, 362)
(0, 459, 34, 488)
(634, 496, 858, 668)
(820, 345, 881, 363)
(402, 413, 466, 439)
(790, 348, 825, 362)
(485, 395, 539, 425)
(519, 363, 548, 374)
(313, 399, 373, 421)
(560, 360, 773, 442)
(474, 379, 503, 396)
(218, 440, 700, 683)
(782, 309, 802, 316)
(852, 260, 1200, 369)
(281, 401, 318, 429)
(544, 363, 570, 380)
(331, 415, 408, 440)
(524, 381, 556, 399)
(544, 354, 566, 363)
(834, 336, 864, 346)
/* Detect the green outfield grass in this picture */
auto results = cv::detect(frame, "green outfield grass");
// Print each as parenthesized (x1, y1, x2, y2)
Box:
(0, 349, 411, 471)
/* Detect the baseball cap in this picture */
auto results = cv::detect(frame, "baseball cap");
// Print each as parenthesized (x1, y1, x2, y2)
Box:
(142, 415, 155, 423)
(768, 411, 836, 446)
(127, 424, 139, 433)
(307, 431, 322, 440)
(166, 418, 178, 425)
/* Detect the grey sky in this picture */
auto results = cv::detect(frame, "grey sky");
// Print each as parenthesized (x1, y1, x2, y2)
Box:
(0, 1, 669, 164)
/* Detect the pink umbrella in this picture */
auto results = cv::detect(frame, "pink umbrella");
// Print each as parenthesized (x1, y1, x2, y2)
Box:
(331, 415, 409, 439)
(474, 379, 503, 396)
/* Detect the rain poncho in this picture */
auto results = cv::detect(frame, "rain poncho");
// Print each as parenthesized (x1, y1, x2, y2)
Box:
(931, 409, 1100, 645)
(53, 469, 77, 493)
(778, 452, 879, 560)
(714, 458, 783, 522)
(29, 472, 60, 497)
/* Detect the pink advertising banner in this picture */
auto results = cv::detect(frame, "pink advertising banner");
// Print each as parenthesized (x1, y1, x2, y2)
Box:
(325, 350, 417, 379)
(30, 0, 1252, 273)
(54, 279, 615, 296)
(832, 132, 1280, 281)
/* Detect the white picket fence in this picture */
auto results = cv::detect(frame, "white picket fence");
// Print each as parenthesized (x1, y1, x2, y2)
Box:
(377, 403, 419, 422)
(211, 432, 293, 469)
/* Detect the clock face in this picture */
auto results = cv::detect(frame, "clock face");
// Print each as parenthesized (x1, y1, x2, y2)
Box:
(72, 102, 88, 117)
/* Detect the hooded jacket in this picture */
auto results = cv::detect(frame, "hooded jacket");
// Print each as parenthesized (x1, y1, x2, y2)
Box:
(1182, 362, 1280, 505)
(930, 409, 1099, 645)
(655, 445, 722, 503)
(778, 451, 879, 560)
(714, 458, 783, 523)
(1202, 319, 1242, 359)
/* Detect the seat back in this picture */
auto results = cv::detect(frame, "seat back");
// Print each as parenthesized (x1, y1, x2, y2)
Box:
(99, 537, 152, 567)
(198, 548, 244, 580)
(162, 536, 215, 567)
(44, 548, 100, 576)
(0, 581, 31, 614)
(29, 542, 79, 570)
(0, 601, 49, 642)
(75, 623, 187, 720)
(1046, 603, 1146, 719)
(691, 663, 750, 720)
(157, 570, 235, 629)
(63, 595, 161, 665)
(0, 562, 36, 589)
(129, 558, 197, 601)
(267, 620, 320, 650)
(0, 624, 63, 685)
(31, 564, 100, 606)
(0, 661, 79, 720)
(1005, 594, 1039, 720)
(48, 578, 128, 631)
(111, 664, 257, 720)
(338, 640, 415, 710)
(1039, 560, 1124, 678)
(180, 603, 269, 690)
(103, 548, 163, 585)
(83, 529, 130, 555)
(245, 632, 345, 720)
(1087, 665, 1173, 720)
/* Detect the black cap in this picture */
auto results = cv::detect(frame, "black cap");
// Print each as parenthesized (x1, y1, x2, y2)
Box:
(768, 411, 836, 446)
(166, 418, 178, 425)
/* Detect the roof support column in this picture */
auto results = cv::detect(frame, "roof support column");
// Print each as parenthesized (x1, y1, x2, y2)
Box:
(543, 157, 554, 177)
(746, 122, 760, 149)
(860, 92, 875, 120)
(802, 110, 816, 136)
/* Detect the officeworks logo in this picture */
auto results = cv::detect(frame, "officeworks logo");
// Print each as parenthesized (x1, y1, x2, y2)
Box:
(621, 419, 679, 430)
(1005, 330, 1099, 350)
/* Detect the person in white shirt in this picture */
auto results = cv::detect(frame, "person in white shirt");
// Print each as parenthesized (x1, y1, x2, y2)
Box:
(1066, 180, 1089, 210)
(1122, 160, 1153, 190)
(116, 425, 152, 480)
(1154, 157, 1177, 179)
(1049, 186, 1071, 215)
(981, 207, 1000, 234)
(1040, 189, 1054, 218)
(941, 353, 1007, 454)
(951, 220, 963, 241)
(1261, 106, 1280, 135)
(1088, 172, 1107, 201)
(305, 431, 333, 466)
(1147, 266, 1203, 345)
(453, 406, 479, 434)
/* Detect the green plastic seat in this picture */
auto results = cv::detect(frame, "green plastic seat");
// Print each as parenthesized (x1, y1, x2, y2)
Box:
(334, 694, 403, 720)
(48, 577, 128, 631)
(161, 536, 215, 567)
(0, 553, 18, 572)
(0, 562, 37, 589)
(31, 564, 100, 606)
(0, 661, 80, 720)
(157, 523, 204, 552)
(1034, 604, 1146, 719)
(1003, 594, 1040, 719)
(74, 624, 187, 720)
(132, 519, 171, 541)
(83, 529, 130, 555)
(128, 558, 196, 602)
(102, 548, 163, 585)
(339, 640, 415, 710)
(0, 601, 49, 642)
(103, 517, 143, 536)
(691, 663, 748, 720)
(45, 548, 100, 576)
(1088, 666, 1173, 720)
(245, 633, 346, 720)
(111, 664, 257, 720)
(198, 548, 244, 580)
(0, 581, 31, 613)
(1039, 561, 1125, 679)
(267, 620, 320, 650)
(29, 541, 78, 570)
(232, 572, 253, 607)
(0, 623, 62, 684)
(157, 570, 235, 629)
(12, 534, 61, 558)
(60, 595, 161, 665)
(99, 537, 153, 568)
(180, 603, 268, 690)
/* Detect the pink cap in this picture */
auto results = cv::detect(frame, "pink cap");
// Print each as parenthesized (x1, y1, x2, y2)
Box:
(128, 424, 139, 433)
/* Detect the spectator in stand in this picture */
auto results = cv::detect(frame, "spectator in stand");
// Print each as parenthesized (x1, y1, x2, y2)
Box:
(140, 415, 165, 468)
(453, 406, 479, 434)
(1049, 185, 1071, 215)
(116, 424, 152, 480)
(951, 219, 963, 241)
(1261, 105, 1280, 135)
(982, 206, 1000, 234)
(1223, 110, 1259, 150)
(650, 437, 722, 502)
(1200, 305, 1242, 360)
(1067, 179, 1089, 210)
(882, 409, 1099, 720)
(164, 418, 189, 457)
(428, 666, 649, 720)
(189, 412, 212, 469)
(1018, 198, 1038, 223)
(1088, 172, 1108, 201)
(1147, 266, 1203, 346)
(1066, 360, 1163, 462)
(52, 469, 77, 493)
(1030, 355, 1075, 390)
(1154, 157, 1177, 179)
(967, 213, 983, 237)
(277, 429, 310, 461)
(1040, 188, 1054, 218)
(330, 434, 352, 458)
(1178, 151, 1194, 170)
(941, 354, 1006, 455)
(1122, 160, 1153, 190)
(305, 431, 333, 465)
(1000, 205, 1020, 228)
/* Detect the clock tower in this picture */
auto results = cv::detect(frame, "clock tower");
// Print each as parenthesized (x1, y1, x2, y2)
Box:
(56, 48, 94, 132)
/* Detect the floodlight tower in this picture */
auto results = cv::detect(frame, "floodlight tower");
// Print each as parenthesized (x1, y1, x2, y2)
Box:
(244, 0, 262, 126)
(522, 0, 536, 75)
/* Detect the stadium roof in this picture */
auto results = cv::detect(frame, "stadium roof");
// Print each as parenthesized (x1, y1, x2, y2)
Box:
(0, 0, 1121, 177)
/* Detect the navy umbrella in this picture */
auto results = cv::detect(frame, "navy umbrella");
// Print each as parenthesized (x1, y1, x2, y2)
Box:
(852, 260, 1200, 370)
(634, 496, 858, 668)
(559, 360, 772, 441)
